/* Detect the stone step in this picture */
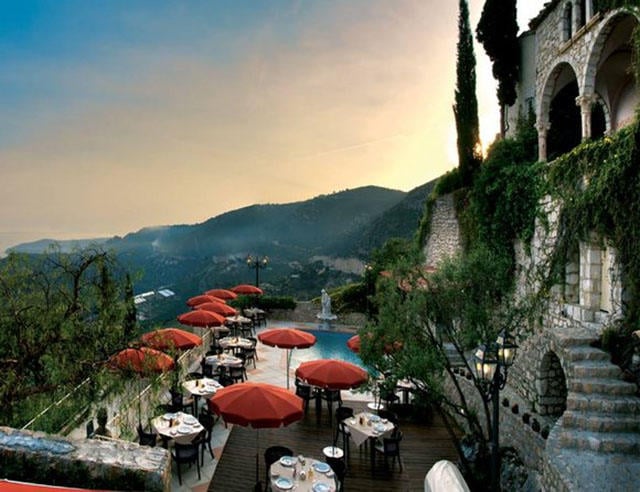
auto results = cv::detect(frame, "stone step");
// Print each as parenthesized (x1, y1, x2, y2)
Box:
(558, 429, 640, 455)
(566, 392, 640, 413)
(569, 377, 637, 395)
(572, 360, 622, 379)
(562, 410, 640, 433)
(565, 346, 611, 362)
(554, 327, 598, 347)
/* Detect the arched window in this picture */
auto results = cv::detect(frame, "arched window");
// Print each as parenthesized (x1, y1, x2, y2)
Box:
(578, 0, 587, 29)
(563, 2, 573, 41)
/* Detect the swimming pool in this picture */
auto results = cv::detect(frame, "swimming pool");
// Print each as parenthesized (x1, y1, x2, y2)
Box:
(289, 329, 365, 369)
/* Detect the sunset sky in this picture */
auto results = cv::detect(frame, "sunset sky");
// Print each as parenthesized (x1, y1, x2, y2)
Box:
(0, 1, 545, 252)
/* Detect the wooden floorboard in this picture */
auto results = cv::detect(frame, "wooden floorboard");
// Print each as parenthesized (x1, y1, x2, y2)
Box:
(209, 400, 459, 491)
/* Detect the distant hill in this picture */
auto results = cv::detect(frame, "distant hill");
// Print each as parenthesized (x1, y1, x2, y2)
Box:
(8, 237, 110, 254)
(8, 183, 434, 316)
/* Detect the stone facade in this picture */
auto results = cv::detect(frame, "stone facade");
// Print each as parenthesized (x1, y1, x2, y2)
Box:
(422, 194, 462, 267)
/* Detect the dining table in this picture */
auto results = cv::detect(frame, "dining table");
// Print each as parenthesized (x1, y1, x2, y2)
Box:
(151, 411, 204, 445)
(269, 455, 338, 492)
(343, 411, 395, 472)
(204, 352, 243, 372)
(182, 377, 222, 416)
(224, 315, 253, 335)
(218, 336, 254, 353)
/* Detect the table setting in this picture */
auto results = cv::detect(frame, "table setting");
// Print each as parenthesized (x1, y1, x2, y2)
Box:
(182, 377, 222, 397)
(151, 411, 204, 444)
(269, 455, 337, 491)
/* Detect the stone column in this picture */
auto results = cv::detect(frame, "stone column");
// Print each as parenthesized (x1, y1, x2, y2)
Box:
(536, 122, 550, 162)
(576, 94, 596, 141)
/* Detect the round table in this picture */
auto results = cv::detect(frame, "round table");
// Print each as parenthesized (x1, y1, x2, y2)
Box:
(151, 411, 204, 444)
(322, 446, 344, 459)
(270, 456, 338, 492)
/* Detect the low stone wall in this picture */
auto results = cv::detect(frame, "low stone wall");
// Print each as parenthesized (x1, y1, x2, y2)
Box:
(0, 427, 171, 491)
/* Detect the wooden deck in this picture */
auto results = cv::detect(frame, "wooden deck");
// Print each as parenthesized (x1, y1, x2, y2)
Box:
(209, 400, 459, 491)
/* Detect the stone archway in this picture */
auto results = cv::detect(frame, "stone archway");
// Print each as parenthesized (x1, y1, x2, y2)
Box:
(536, 351, 568, 417)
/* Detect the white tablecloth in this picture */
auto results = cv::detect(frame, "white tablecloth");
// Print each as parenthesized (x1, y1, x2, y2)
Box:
(344, 412, 395, 446)
(270, 456, 337, 492)
(151, 411, 204, 444)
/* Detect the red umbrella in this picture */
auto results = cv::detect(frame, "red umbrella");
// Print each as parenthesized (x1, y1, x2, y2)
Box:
(141, 328, 202, 352)
(0, 479, 109, 491)
(177, 310, 225, 327)
(258, 328, 317, 388)
(196, 301, 237, 317)
(295, 359, 368, 389)
(186, 294, 224, 307)
(205, 288, 238, 300)
(231, 284, 263, 295)
(209, 382, 303, 486)
(347, 334, 361, 353)
(108, 347, 175, 374)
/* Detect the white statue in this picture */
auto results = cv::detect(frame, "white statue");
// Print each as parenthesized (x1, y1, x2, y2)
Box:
(318, 289, 337, 320)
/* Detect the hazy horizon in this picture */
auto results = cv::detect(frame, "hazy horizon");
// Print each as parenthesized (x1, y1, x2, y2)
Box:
(0, 1, 545, 254)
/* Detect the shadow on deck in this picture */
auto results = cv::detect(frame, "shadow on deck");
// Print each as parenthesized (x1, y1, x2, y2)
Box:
(209, 400, 460, 491)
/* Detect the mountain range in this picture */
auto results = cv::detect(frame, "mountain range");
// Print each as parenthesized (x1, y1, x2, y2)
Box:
(9, 181, 435, 308)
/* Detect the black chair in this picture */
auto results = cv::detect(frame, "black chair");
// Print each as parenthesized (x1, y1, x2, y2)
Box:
(86, 420, 95, 439)
(264, 445, 293, 490)
(172, 439, 201, 485)
(137, 424, 157, 447)
(377, 409, 399, 426)
(170, 388, 195, 415)
(229, 354, 248, 383)
(380, 389, 400, 409)
(334, 406, 354, 459)
(321, 389, 342, 425)
(198, 410, 216, 464)
(185, 371, 203, 381)
(242, 342, 257, 369)
(328, 458, 346, 492)
(295, 379, 315, 415)
(374, 429, 403, 471)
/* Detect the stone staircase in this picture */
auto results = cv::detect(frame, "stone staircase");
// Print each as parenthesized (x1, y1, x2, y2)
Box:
(544, 328, 640, 490)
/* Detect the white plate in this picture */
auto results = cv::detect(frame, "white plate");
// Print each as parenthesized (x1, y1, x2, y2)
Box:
(369, 414, 381, 422)
(279, 456, 295, 467)
(183, 415, 198, 425)
(162, 413, 178, 421)
(177, 425, 192, 434)
(275, 477, 293, 490)
(374, 423, 386, 433)
(312, 483, 331, 492)
(312, 462, 331, 473)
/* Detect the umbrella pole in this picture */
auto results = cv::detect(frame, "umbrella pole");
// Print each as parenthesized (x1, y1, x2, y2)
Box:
(255, 429, 260, 486)
(286, 349, 291, 389)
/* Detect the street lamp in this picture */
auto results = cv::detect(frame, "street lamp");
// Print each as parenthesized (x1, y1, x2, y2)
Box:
(246, 255, 268, 288)
(474, 329, 518, 492)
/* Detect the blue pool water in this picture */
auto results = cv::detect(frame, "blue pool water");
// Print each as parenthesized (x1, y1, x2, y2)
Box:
(289, 329, 365, 369)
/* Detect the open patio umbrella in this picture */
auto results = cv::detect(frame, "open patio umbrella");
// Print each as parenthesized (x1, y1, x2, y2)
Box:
(347, 334, 361, 353)
(196, 301, 237, 317)
(141, 328, 202, 352)
(347, 333, 403, 355)
(295, 359, 368, 390)
(208, 382, 303, 488)
(258, 328, 316, 389)
(205, 288, 238, 300)
(186, 294, 224, 307)
(108, 347, 175, 424)
(177, 310, 225, 328)
(230, 284, 263, 295)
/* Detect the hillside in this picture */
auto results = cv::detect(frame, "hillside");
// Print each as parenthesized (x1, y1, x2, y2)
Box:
(8, 183, 432, 314)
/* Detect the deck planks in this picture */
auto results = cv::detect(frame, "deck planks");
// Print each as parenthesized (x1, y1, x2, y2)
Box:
(209, 400, 459, 491)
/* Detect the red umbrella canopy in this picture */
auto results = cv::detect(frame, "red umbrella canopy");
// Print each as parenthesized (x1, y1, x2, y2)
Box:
(347, 334, 361, 353)
(177, 310, 225, 327)
(205, 288, 238, 300)
(196, 301, 237, 317)
(208, 382, 303, 428)
(258, 328, 316, 349)
(295, 359, 368, 390)
(186, 294, 224, 307)
(231, 284, 263, 295)
(141, 328, 202, 352)
(108, 347, 175, 374)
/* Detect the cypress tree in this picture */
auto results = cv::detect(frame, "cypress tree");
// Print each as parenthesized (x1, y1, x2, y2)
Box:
(123, 273, 138, 343)
(454, 0, 482, 186)
(477, 0, 520, 136)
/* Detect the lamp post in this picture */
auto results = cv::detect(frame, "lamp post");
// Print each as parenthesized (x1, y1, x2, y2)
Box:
(246, 255, 268, 288)
(364, 263, 374, 320)
(474, 329, 518, 492)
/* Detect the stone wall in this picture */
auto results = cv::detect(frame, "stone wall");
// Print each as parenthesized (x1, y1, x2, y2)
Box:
(269, 301, 365, 328)
(422, 194, 462, 266)
(0, 427, 170, 491)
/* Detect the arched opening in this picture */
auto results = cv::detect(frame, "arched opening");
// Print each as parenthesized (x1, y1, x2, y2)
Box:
(547, 66, 581, 159)
(578, 0, 587, 29)
(536, 351, 568, 417)
(591, 14, 639, 131)
(563, 2, 573, 41)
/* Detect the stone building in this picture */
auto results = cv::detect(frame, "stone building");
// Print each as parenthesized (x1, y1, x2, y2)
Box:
(426, 2, 640, 490)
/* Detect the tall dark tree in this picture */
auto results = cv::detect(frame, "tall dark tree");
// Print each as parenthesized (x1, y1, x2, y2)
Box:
(454, 0, 482, 187)
(476, 0, 520, 136)
(123, 273, 138, 343)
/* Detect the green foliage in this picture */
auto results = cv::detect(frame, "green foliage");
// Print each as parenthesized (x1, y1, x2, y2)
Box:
(330, 283, 368, 313)
(0, 248, 131, 429)
(454, 0, 482, 186)
(549, 122, 640, 330)
(476, 0, 520, 109)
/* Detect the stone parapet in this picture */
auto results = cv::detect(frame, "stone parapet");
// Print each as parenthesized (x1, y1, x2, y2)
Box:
(0, 427, 171, 491)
